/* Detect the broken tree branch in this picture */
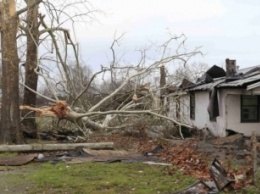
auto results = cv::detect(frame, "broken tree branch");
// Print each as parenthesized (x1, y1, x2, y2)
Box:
(17, 0, 42, 16)
(21, 101, 191, 139)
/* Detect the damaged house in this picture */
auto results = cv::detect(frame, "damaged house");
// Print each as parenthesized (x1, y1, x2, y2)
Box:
(167, 59, 260, 137)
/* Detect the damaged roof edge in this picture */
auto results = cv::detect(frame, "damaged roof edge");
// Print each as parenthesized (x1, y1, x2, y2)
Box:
(218, 73, 260, 88)
(188, 77, 225, 91)
(166, 63, 260, 94)
(187, 64, 260, 92)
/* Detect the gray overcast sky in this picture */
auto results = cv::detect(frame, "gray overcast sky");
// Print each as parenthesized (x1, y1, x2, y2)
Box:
(76, 0, 260, 70)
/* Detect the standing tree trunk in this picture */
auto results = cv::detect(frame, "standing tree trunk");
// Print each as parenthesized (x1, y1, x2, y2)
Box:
(22, 0, 40, 138)
(0, 0, 23, 143)
(160, 65, 166, 103)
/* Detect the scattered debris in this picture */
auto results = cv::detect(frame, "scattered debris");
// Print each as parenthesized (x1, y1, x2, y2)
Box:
(251, 132, 258, 186)
(210, 158, 234, 191)
(0, 154, 37, 166)
(0, 132, 257, 192)
(143, 161, 172, 166)
(172, 180, 217, 194)
(214, 133, 243, 145)
(82, 149, 132, 157)
(144, 144, 164, 156)
(158, 139, 210, 180)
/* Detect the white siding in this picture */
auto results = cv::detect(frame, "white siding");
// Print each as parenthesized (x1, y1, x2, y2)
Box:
(180, 95, 191, 124)
(167, 87, 260, 137)
(225, 89, 260, 136)
(192, 91, 209, 129)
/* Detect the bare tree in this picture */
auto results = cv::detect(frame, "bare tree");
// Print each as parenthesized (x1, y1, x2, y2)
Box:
(21, 34, 202, 139)
(18, 0, 98, 135)
(0, 0, 41, 143)
(169, 62, 209, 86)
(0, 0, 97, 143)
(1, 0, 202, 142)
(21, 0, 40, 137)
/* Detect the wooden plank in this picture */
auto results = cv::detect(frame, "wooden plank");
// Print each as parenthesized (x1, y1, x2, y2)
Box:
(214, 134, 243, 145)
(0, 154, 37, 166)
(0, 142, 114, 152)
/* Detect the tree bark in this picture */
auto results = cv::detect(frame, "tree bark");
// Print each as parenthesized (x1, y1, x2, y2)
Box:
(160, 65, 166, 102)
(0, 0, 23, 143)
(22, 0, 40, 138)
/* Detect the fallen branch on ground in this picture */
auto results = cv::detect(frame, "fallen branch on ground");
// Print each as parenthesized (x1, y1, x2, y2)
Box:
(0, 142, 114, 152)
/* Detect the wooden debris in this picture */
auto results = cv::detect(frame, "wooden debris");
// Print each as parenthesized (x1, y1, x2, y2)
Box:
(0, 142, 114, 152)
(174, 180, 216, 194)
(214, 134, 243, 145)
(0, 154, 37, 166)
(66, 150, 142, 164)
(20, 101, 69, 118)
(83, 149, 132, 157)
(143, 161, 172, 166)
(132, 93, 138, 103)
(251, 132, 257, 186)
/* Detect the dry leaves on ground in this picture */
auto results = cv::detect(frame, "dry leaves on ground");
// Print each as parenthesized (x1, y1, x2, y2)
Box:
(90, 133, 254, 190)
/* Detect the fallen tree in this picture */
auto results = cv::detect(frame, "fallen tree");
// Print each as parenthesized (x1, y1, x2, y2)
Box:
(21, 99, 193, 139)
(21, 33, 201, 139)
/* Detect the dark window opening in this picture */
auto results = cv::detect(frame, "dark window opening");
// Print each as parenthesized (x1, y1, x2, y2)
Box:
(241, 95, 260, 122)
(190, 92, 195, 120)
(209, 91, 217, 121)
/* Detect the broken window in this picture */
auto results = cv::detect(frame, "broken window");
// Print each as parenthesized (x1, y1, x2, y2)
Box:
(190, 92, 195, 120)
(241, 95, 260, 122)
(208, 90, 218, 122)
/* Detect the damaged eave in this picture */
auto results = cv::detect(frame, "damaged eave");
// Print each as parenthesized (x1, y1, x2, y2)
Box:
(189, 64, 260, 91)
(218, 74, 260, 89)
(247, 82, 260, 90)
(188, 77, 226, 92)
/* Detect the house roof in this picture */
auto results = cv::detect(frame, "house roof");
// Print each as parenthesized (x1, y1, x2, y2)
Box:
(188, 78, 224, 91)
(218, 73, 260, 88)
(188, 64, 260, 91)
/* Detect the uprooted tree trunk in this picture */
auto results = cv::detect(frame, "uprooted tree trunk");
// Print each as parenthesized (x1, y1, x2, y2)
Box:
(21, 101, 193, 139)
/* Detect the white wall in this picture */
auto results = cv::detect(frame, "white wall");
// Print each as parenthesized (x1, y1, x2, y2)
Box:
(192, 91, 209, 129)
(167, 91, 217, 133)
(224, 88, 260, 136)
(167, 87, 260, 137)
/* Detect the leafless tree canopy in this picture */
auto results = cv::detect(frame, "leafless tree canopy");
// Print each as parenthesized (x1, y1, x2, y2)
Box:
(1, 0, 203, 143)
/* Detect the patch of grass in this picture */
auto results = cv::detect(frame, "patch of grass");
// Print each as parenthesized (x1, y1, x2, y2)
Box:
(26, 162, 195, 194)
(36, 117, 56, 131)
(0, 152, 18, 158)
(241, 169, 260, 193)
